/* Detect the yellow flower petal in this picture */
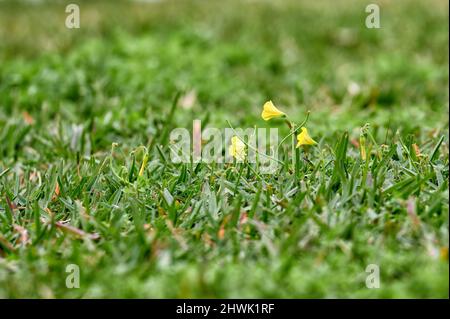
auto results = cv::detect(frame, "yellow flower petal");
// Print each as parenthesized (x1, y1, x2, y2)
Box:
(261, 100, 285, 121)
(229, 136, 246, 161)
(296, 127, 317, 147)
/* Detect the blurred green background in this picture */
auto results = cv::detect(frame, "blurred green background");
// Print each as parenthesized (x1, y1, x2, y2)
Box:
(0, 0, 448, 298)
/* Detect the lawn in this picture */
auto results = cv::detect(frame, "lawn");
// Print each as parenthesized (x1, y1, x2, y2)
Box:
(0, 0, 448, 298)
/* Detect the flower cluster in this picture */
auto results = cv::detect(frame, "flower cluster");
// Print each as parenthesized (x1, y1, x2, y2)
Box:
(261, 100, 316, 147)
(230, 100, 317, 161)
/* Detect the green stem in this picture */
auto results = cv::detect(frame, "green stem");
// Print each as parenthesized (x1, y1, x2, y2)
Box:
(226, 120, 284, 166)
(277, 111, 310, 152)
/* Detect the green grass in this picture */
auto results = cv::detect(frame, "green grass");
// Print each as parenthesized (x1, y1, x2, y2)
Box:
(0, 0, 448, 298)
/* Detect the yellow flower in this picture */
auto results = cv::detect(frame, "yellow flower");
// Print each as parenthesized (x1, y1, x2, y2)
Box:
(296, 127, 317, 147)
(261, 100, 285, 121)
(229, 136, 246, 161)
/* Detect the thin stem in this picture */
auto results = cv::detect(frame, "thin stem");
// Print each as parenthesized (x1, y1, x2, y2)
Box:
(226, 120, 285, 166)
(277, 111, 310, 152)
